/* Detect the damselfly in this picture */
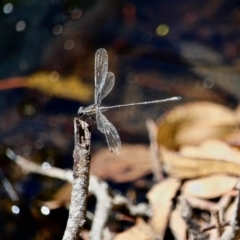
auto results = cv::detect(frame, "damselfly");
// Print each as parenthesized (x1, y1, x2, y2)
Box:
(78, 48, 181, 153)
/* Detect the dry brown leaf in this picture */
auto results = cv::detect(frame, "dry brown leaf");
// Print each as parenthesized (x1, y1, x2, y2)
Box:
(147, 178, 181, 236)
(114, 218, 154, 240)
(90, 144, 152, 183)
(182, 174, 238, 199)
(169, 209, 187, 240)
(157, 102, 238, 150)
(180, 139, 240, 165)
(160, 146, 240, 179)
(176, 122, 233, 146)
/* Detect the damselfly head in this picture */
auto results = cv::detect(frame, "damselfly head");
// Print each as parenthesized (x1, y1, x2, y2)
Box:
(78, 106, 85, 116)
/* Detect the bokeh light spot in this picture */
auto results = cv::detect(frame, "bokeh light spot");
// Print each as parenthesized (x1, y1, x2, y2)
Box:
(3, 3, 13, 14)
(16, 20, 26, 31)
(39, 132, 48, 141)
(42, 162, 51, 170)
(156, 24, 169, 36)
(35, 140, 44, 149)
(71, 8, 82, 20)
(203, 78, 214, 88)
(64, 39, 74, 50)
(49, 116, 57, 127)
(52, 24, 62, 35)
(23, 104, 35, 116)
(6, 148, 15, 160)
(19, 60, 28, 71)
(41, 206, 50, 215)
(49, 71, 59, 82)
(12, 205, 20, 214)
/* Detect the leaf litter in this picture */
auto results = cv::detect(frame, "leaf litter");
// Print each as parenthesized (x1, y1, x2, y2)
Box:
(109, 101, 240, 239)
(18, 101, 240, 239)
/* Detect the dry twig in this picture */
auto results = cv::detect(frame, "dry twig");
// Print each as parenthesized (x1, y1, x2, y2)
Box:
(146, 118, 164, 182)
(89, 176, 112, 240)
(62, 118, 91, 240)
(211, 209, 223, 238)
(5, 119, 92, 240)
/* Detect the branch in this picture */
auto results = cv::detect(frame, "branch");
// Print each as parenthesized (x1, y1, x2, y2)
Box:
(7, 149, 151, 217)
(62, 118, 91, 240)
(145, 118, 164, 182)
(89, 176, 112, 240)
(6, 149, 73, 182)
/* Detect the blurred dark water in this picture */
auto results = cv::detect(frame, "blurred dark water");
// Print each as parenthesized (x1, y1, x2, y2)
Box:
(0, 0, 239, 238)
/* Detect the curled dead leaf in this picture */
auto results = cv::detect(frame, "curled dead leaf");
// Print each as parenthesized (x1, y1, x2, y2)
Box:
(157, 102, 239, 150)
(176, 122, 233, 146)
(169, 209, 187, 240)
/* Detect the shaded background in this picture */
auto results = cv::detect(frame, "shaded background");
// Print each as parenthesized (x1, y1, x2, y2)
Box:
(0, 0, 240, 239)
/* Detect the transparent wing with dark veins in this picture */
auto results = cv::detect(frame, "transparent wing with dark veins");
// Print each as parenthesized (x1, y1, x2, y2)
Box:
(96, 110, 121, 154)
(94, 48, 108, 105)
(98, 72, 115, 105)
